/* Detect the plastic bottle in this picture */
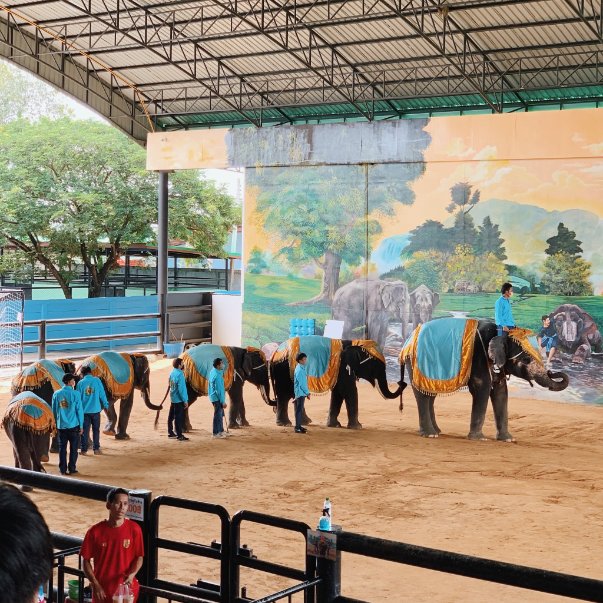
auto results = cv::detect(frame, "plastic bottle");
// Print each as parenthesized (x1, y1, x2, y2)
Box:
(113, 583, 132, 603)
(322, 497, 332, 530)
(37, 584, 46, 603)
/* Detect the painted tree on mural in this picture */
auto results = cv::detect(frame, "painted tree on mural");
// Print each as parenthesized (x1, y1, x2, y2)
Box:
(252, 162, 425, 303)
(475, 216, 507, 260)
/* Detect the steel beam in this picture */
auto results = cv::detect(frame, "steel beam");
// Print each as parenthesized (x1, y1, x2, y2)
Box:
(157, 171, 168, 351)
(562, 0, 603, 41)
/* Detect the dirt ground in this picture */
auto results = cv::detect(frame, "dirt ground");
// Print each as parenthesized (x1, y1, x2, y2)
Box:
(1, 358, 603, 602)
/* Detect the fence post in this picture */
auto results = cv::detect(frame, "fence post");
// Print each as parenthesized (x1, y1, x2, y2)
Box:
(40, 320, 47, 359)
(128, 489, 153, 602)
(315, 528, 342, 603)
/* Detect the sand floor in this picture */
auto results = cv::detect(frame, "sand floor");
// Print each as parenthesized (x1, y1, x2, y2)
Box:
(1, 359, 603, 602)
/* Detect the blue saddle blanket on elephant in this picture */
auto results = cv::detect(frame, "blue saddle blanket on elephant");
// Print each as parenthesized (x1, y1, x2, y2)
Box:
(185, 344, 230, 378)
(26, 359, 66, 386)
(298, 336, 333, 379)
(94, 352, 131, 384)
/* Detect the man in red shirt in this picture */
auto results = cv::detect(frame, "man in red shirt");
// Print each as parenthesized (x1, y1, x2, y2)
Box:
(81, 488, 144, 603)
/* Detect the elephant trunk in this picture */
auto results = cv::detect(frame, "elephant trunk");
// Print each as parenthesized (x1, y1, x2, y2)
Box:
(141, 383, 164, 411)
(529, 364, 569, 392)
(260, 383, 277, 407)
(376, 371, 403, 400)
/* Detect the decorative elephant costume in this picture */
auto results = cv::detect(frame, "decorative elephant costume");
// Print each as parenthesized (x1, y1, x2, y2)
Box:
(400, 318, 569, 441)
(80, 351, 162, 440)
(331, 278, 411, 349)
(409, 284, 440, 331)
(269, 335, 405, 428)
(181, 344, 274, 430)
(2, 392, 56, 476)
(549, 304, 603, 363)
(11, 358, 76, 457)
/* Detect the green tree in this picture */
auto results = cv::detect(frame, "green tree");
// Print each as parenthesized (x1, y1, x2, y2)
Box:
(445, 244, 475, 286)
(402, 250, 447, 292)
(252, 161, 426, 303)
(450, 211, 478, 248)
(405, 220, 452, 255)
(0, 118, 238, 298)
(545, 222, 583, 257)
(247, 247, 269, 274)
(475, 216, 507, 260)
(541, 252, 593, 295)
(473, 252, 508, 292)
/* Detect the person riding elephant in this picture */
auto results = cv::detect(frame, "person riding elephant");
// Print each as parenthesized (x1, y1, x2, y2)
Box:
(269, 336, 405, 428)
(409, 284, 440, 331)
(11, 359, 76, 458)
(400, 318, 569, 441)
(79, 352, 162, 440)
(331, 278, 411, 349)
(549, 304, 603, 363)
(181, 344, 274, 430)
(2, 392, 56, 482)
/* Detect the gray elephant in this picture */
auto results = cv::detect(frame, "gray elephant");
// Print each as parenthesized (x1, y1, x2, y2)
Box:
(400, 319, 569, 441)
(332, 278, 410, 349)
(409, 284, 440, 330)
(550, 304, 603, 363)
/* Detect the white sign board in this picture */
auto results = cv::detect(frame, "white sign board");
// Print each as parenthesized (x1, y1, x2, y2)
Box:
(126, 496, 145, 521)
(324, 320, 345, 339)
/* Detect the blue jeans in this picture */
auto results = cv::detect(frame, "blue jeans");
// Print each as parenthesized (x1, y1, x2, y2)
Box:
(169, 403, 185, 437)
(81, 412, 101, 452)
(541, 334, 558, 353)
(58, 428, 80, 474)
(212, 403, 224, 435)
(294, 396, 306, 429)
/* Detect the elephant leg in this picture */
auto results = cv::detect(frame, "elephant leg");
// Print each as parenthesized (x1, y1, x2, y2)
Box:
(275, 397, 292, 427)
(327, 390, 344, 427)
(49, 435, 59, 453)
(227, 386, 243, 429)
(39, 432, 50, 462)
(103, 401, 118, 436)
(415, 389, 438, 438)
(238, 397, 250, 427)
(183, 403, 194, 433)
(467, 380, 490, 440)
(301, 407, 312, 426)
(428, 399, 441, 435)
(9, 427, 33, 470)
(115, 394, 133, 440)
(344, 386, 362, 430)
(490, 378, 514, 442)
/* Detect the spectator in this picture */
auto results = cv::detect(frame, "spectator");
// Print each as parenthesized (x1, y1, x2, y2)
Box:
(167, 358, 189, 442)
(81, 488, 144, 603)
(208, 358, 228, 439)
(52, 373, 84, 476)
(77, 365, 109, 456)
(0, 483, 53, 603)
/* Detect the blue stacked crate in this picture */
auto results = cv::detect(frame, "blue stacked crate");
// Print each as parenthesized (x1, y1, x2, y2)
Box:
(289, 318, 316, 338)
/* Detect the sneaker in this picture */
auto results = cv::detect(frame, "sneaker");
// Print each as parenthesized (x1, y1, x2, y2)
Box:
(80, 450, 88, 455)
(168, 433, 177, 439)
(295, 427, 307, 434)
(212, 433, 226, 439)
(93, 449, 102, 455)
(222, 432, 232, 437)
(60, 471, 68, 476)
(177, 435, 190, 441)
(69, 470, 79, 475)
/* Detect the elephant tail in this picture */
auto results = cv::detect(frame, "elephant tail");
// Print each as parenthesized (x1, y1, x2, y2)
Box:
(399, 360, 406, 413)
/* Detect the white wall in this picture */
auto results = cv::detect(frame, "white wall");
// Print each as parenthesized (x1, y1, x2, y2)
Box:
(212, 293, 242, 346)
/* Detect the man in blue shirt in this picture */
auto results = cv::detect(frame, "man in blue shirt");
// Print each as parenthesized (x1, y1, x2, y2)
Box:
(52, 373, 84, 475)
(77, 365, 109, 455)
(494, 282, 515, 337)
(168, 358, 189, 442)
(293, 353, 311, 434)
(208, 358, 228, 439)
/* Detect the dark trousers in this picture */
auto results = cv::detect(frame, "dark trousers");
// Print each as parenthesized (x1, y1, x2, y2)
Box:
(58, 428, 80, 474)
(81, 412, 101, 452)
(294, 396, 306, 429)
(212, 403, 224, 435)
(168, 403, 185, 437)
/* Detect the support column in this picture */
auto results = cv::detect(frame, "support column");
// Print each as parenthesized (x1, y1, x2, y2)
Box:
(158, 171, 169, 350)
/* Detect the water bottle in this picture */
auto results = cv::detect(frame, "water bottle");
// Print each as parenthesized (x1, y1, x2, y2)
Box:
(113, 583, 132, 603)
(321, 497, 332, 530)
(37, 584, 46, 603)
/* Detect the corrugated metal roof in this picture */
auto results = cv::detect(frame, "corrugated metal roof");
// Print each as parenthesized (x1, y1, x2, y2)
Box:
(1, 0, 603, 139)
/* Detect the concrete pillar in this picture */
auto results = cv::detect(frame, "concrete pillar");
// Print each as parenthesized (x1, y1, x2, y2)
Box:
(158, 171, 169, 349)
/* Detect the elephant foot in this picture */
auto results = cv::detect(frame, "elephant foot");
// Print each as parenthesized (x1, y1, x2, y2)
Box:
(240, 419, 251, 427)
(114, 433, 130, 440)
(347, 422, 363, 430)
(496, 432, 516, 443)
(228, 423, 241, 430)
(467, 431, 489, 441)
(103, 429, 116, 437)
(276, 419, 292, 427)
(301, 416, 312, 426)
(40, 455, 49, 463)
(183, 423, 193, 433)
(572, 356, 586, 364)
(326, 420, 342, 428)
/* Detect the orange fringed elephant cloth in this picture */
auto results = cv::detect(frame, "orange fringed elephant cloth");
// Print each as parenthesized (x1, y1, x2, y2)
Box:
(509, 328, 544, 365)
(182, 344, 235, 395)
(80, 352, 135, 399)
(2, 392, 56, 435)
(11, 359, 73, 394)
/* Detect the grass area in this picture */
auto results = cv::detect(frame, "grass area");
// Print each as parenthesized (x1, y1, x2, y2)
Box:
(244, 274, 603, 345)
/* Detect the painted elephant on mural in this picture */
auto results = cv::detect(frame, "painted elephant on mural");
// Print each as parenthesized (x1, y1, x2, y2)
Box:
(182, 344, 275, 430)
(401, 319, 569, 441)
(549, 304, 603, 363)
(80, 352, 162, 440)
(331, 278, 411, 349)
(11, 359, 76, 458)
(409, 284, 440, 331)
(269, 336, 405, 428)
(2, 392, 56, 487)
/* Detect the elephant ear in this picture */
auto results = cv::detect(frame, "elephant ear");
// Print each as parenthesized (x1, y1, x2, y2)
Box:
(242, 352, 253, 378)
(379, 283, 395, 310)
(488, 335, 507, 367)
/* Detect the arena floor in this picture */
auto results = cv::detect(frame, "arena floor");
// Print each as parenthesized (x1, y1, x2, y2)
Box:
(1, 358, 602, 602)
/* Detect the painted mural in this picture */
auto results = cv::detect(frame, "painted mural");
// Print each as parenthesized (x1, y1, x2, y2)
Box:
(238, 110, 603, 405)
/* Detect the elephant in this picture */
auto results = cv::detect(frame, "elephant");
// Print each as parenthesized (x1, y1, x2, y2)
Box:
(409, 284, 440, 331)
(11, 359, 76, 458)
(400, 319, 569, 441)
(332, 278, 411, 349)
(80, 352, 162, 440)
(549, 304, 603, 363)
(269, 336, 405, 428)
(181, 344, 275, 430)
(2, 392, 56, 487)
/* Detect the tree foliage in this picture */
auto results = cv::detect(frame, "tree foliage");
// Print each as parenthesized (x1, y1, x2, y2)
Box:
(445, 244, 507, 292)
(475, 216, 507, 260)
(402, 250, 447, 292)
(0, 118, 239, 297)
(545, 222, 583, 257)
(541, 252, 593, 296)
(247, 247, 269, 274)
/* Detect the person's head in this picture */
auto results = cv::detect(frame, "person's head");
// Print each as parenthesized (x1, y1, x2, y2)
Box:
(501, 282, 513, 297)
(213, 358, 223, 370)
(0, 484, 53, 603)
(80, 365, 92, 376)
(62, 373, 76, 387)
(296, 353, 307, 365)
(106, 488, 129, 523)
(542, 315, 551, 327)
(172, 358, 183, 369)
